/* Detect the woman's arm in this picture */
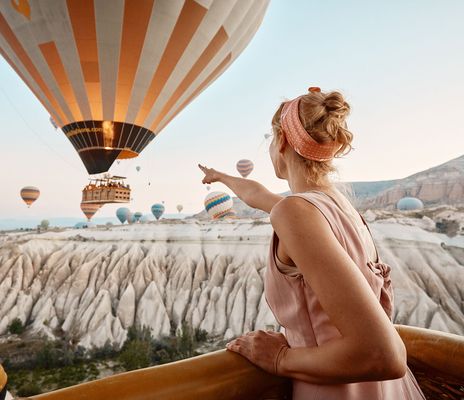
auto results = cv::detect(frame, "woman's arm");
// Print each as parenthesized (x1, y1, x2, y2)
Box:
(198, 164, 282, 213)
(272, 197, 407, 383)
(227, 196, 407, 384)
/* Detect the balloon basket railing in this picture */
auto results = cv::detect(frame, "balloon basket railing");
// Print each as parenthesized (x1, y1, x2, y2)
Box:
(27, 325, 464, 400)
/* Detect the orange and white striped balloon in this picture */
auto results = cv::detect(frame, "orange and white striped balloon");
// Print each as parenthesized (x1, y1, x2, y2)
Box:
(80, 202, 101, 221)
(0, 0, 270, 174)
(20, 186, 40, 207)
(236, 159, 254, 178)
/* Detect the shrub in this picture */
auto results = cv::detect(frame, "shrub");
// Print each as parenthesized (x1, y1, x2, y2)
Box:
(8, 318, 25, 335)
(16, 381, 42, 397)
(119, 340, 152, 371)
(35, 341, 61, 369)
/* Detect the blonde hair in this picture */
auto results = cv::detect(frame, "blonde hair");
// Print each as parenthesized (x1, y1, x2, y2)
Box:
(272, 90, 353, 185)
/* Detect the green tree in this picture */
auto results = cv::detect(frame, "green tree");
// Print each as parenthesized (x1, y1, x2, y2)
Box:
(8, 318, 25, 334)
(35, 341, 61, 369)
(16, 381, 42, 397)
(119, 340, 152, 371)
(40, 220, 50, 230)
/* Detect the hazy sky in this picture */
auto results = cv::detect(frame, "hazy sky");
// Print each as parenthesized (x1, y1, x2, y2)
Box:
(1, 0, 463, 219)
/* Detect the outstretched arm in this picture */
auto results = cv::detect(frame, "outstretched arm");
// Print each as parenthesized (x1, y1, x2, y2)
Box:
(198, 164, 282, 213)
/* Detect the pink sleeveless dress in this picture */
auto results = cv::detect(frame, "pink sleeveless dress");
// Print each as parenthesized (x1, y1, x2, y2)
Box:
(264, 191, 426, 400)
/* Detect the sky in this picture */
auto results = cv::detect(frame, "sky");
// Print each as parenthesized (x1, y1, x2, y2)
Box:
(1, 0, 463, 220)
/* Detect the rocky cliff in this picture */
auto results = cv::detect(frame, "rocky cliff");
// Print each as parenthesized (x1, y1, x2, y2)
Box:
(352, 154, 464, 209)
(0, 215, 463, 350)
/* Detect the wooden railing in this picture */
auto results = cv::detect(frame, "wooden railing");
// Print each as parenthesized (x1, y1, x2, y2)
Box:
(31, 325, 464, 400)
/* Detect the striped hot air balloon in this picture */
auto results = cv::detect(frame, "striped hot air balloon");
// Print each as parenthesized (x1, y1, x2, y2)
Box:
(20, 186, 40, 207)
(0, 0, 270, 174)
(236, 159, 254, 178)
(80, 202, 100, 221)
(204, 191, 234, 220)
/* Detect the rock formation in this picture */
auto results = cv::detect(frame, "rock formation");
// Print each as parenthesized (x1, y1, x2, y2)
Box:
(0, 215, 463, 349)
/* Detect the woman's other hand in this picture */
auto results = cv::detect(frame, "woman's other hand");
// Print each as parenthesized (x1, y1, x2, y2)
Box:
(198, 164, 222, 184)
(226, 330, 290, 376)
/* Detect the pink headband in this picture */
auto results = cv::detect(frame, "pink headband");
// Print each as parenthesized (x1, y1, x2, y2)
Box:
(280, 96, 341, 161)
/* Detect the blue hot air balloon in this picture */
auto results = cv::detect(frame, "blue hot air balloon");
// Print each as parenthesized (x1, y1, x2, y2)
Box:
(397, 197, 424, 211)
(134, 211, 143, 222)
(151, 203, 165, 220)
(116, 207, 130, 224)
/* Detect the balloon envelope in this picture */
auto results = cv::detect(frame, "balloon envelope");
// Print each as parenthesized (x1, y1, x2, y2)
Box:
(134, 211, 143, 221)
(1, 1, 269, 174)
(151, 203, 165, 220)
(136, 166, 141, 172)
(397, 197, 424, 211)
(116, 207, 130, 223)
(80, 202, 101, 221)
(20, 186, 40, 207)
(236, 159, 254, 178)
(204, 191, 234, 220)
(176, 204, 183, 213)
(126, 212, 135, 224)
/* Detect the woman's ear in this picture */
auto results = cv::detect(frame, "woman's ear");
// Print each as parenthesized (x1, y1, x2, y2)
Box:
(278, 132, 287, 154)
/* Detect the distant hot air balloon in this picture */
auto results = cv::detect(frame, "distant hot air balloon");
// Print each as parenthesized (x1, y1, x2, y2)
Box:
(126, 212, 135, 224)
(116, 207, 130, 224)
(176, 204, 183, 213)
(397, 197, 424, 211)
(1, 1, 270, 174)
(204, 191, 234, 220)
(136, 166, 141, 172)
(236, 159, 254, 178)
(206, 185, 211, 191)
(80, 202, 100, 221)
(151, 203, 165, 220)
(20, 186, 40, 207)
(264, 133, 272, 139)
(134, 211, 143, 222)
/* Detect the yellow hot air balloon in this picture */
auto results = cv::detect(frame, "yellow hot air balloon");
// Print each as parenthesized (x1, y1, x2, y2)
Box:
(0, 0, 270, 174)
(20, 186, 40, 207)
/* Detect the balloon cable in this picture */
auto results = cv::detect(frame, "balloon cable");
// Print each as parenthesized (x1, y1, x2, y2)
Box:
(0, 87, 82, 172)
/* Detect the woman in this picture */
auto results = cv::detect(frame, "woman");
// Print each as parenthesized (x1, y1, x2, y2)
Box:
(198, 87, 425, 399)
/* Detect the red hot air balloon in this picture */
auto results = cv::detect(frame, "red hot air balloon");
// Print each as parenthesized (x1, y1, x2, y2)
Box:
(0, 0, 270, 174)
(20, 186, 40, 207)
(80, 202, 101, 221)
(236, 159, 254, 178)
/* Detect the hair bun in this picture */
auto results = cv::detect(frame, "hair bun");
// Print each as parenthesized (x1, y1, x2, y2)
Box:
(308, 86, 321, 93)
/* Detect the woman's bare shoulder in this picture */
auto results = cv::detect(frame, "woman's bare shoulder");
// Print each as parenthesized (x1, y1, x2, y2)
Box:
(270, 195, 328, 233)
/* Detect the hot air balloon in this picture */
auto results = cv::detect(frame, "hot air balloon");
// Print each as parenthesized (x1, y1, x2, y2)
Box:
(134, 211, 143, 222)
(236, 159, 254, 178)
(1, 1, 270, 175)
(176, 204, 183, 213)
(206, 185, 211, 191)
(136, 166, 141, 172)
(80, 202, 100, 221)
(204, 191, 234, 220)
(20, 186, 40, 207)
(126, 212, 135, 224)
(151, 203, 165, 220)
(397, 197, 424, 211)
(264, 133, 272, 139)
(116, 207, 130, 224)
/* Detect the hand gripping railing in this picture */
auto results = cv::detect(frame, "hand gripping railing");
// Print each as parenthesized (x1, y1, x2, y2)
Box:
(29, 325, 464, 400)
